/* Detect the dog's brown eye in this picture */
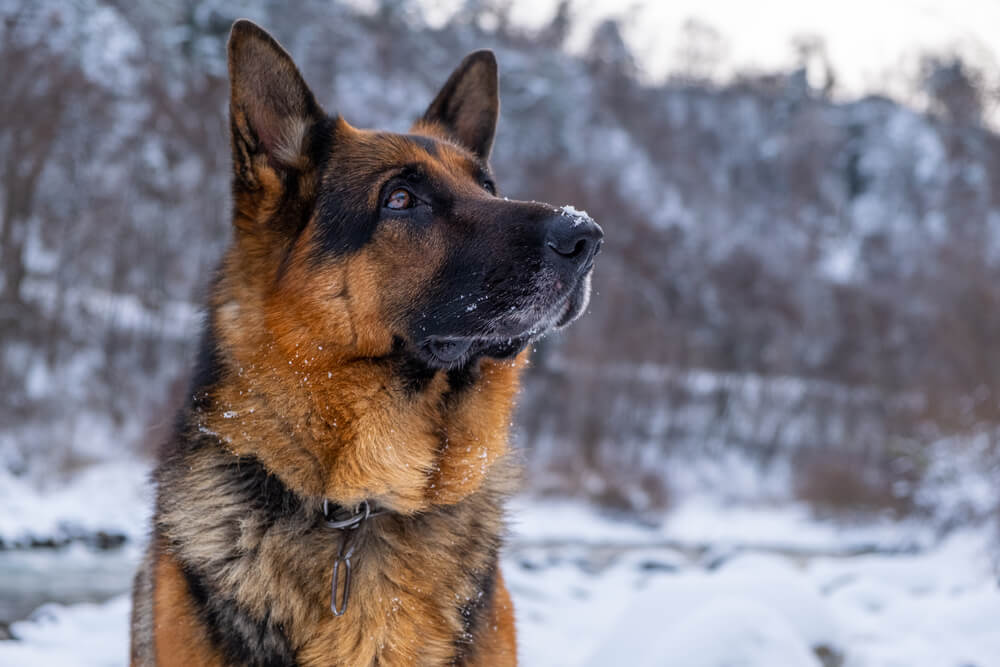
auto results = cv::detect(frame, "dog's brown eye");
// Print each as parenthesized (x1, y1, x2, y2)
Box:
(386, 188, 414, 210)
(482, 179, 496, 195)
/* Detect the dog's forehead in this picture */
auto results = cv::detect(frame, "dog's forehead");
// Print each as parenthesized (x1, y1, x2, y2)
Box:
(329, 128, 486, 183)
(409, 134, 492, 185)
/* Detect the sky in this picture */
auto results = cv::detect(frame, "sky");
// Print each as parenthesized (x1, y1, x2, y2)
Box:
(411, 0, 1000, 124)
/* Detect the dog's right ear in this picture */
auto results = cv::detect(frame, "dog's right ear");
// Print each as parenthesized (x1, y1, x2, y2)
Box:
(228, 20, 324, 187)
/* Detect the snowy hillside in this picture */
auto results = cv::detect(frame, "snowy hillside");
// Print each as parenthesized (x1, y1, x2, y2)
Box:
(4, 0, 1000, 518)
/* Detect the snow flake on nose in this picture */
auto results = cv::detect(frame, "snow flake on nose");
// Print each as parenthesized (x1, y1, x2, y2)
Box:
(559, 204, 594, 228)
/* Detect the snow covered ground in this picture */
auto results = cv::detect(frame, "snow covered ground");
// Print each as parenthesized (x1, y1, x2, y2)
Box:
(508, 499, 1000, 667)
(1, 465, 998, 666)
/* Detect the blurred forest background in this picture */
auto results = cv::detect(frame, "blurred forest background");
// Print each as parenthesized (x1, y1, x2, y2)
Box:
(3, 0, 1000, 532)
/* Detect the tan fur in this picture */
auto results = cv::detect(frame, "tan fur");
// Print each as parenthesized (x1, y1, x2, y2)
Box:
(151, 548, 225, 667)
(468, 570, 518, 667)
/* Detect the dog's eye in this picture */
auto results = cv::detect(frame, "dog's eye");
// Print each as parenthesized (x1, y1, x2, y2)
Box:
(385, 188, 414, 210)
(482, 179, 497, 195)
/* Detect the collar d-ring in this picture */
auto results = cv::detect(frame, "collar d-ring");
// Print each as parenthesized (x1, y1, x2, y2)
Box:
(323, 498, 371, 530)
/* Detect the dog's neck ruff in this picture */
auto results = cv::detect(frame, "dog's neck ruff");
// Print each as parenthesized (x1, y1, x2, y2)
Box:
(322, 498, 388, 616)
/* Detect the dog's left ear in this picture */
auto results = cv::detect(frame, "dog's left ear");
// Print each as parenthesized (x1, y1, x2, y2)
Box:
(420, 50, 499, 161)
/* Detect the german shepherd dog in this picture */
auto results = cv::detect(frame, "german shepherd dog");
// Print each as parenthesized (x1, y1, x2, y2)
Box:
(130, 19, 602, 667)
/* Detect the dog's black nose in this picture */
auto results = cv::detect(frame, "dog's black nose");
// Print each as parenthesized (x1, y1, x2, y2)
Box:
(545, 211, 603, 272)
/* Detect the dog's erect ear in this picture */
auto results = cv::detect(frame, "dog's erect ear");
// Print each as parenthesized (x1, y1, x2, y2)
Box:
(420, 50, 499, 161)
(228, 20, 324, 181)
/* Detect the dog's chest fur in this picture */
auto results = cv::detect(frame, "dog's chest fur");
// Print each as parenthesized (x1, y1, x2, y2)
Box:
(144, 430, 516, 667)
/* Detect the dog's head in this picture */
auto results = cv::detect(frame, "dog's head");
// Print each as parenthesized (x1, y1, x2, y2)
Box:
(225, 20, 602, 370)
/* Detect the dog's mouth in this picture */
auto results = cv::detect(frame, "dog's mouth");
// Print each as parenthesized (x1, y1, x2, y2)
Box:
(416, 274, 593, 369)
(425, 337, 474, 364)
(412, 254, 597, 370)
(420, 335, 528, 368)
